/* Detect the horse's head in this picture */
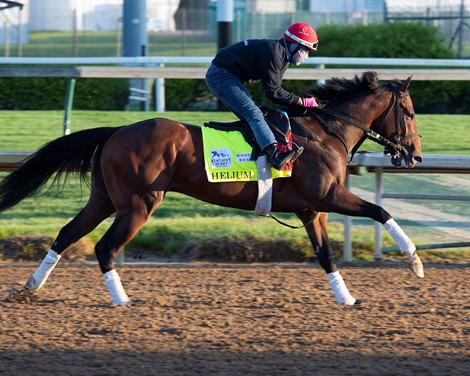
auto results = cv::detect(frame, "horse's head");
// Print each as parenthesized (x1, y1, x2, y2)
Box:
(300, 72, 422, 168)
(373, 76, 422, 168)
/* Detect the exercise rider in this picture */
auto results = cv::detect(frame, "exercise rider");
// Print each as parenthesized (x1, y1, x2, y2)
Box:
(205, 22, 319, 170)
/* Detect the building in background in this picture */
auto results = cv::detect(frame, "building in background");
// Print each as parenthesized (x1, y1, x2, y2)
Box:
(1, 0, 469, 52)
(0, 0, 28, 50)
(2, 0, 469, 33)
(26, 0, 179, 32)
(245, 0, 296, 12)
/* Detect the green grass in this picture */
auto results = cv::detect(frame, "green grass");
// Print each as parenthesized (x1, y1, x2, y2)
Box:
(1, 111, 468, 154)
(360, 114, 470, 155)
(0, 111, 238, 150)
(0, 111, 470, 155)
(3, 29, 468, 59)
(0, 110, 468, 260)
(2, 31, 217, 58)
(414, 115, 470, 154)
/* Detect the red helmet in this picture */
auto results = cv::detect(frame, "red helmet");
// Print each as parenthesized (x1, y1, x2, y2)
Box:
(283, 22, 318, 51)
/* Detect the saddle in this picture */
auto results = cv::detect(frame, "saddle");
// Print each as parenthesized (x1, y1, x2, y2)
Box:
(204, 107, 293, 160)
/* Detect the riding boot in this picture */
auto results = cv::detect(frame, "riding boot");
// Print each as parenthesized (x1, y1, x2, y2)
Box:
(264, 143, 297, 170)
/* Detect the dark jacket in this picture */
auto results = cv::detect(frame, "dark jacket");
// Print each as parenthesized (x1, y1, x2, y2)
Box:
(211, 39, 301, 107)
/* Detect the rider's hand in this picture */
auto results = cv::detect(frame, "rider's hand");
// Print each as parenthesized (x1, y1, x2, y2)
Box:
(302, 97, 318, 108)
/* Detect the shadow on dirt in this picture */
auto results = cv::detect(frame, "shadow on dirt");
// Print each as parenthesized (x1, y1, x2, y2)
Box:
(0, 350, 468, 376)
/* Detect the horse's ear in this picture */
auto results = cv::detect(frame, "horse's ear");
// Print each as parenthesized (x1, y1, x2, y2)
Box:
(399, 75, 413, 93)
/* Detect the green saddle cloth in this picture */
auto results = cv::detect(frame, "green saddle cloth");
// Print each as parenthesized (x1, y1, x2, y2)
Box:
(201, 126, 292, 183)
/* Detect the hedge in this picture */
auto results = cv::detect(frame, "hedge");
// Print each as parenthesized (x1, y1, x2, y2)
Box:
(162, 22, 469, 114)
(0, 76, 129, 111)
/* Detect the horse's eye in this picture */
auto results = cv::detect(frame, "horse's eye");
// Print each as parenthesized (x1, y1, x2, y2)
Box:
(405, 113, 414, 121)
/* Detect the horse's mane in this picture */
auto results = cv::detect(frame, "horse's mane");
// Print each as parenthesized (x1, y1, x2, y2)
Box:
(303, 71, 387, 105)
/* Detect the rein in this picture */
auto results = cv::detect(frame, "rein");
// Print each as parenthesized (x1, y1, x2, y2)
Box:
(267, 213, 314, 229)
(320, 107, 403, 151)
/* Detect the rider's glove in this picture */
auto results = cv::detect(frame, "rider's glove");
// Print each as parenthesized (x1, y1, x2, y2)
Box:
(302, 97, 318, 108)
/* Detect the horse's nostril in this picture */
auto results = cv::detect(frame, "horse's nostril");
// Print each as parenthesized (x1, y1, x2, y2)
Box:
(413, 155, 423, 163)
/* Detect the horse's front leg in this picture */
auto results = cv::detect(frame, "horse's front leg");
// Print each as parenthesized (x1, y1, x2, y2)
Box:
(297, 210, 356, 305)
(316, 183, 424, 278)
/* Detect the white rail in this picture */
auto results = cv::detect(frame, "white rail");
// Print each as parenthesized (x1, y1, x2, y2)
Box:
(346, 153, 470, 261)
(1, 56, 470, 67)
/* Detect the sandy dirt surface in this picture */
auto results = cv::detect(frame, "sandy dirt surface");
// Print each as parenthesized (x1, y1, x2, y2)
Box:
(0, 261, 469, 376)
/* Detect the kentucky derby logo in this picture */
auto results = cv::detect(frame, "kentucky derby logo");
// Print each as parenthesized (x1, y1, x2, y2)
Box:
(210, 148, 232, 168)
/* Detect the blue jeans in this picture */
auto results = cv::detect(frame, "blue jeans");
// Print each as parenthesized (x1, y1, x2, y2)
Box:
(205, 64, 276, 150)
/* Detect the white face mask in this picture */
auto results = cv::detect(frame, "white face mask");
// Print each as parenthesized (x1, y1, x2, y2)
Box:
(291, 49, 309, 66)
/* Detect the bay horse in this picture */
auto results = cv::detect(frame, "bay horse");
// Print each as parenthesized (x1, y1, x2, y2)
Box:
(0, 71, 423, 306)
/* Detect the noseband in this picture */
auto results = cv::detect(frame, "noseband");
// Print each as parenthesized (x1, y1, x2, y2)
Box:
(309, 85, 419, 161)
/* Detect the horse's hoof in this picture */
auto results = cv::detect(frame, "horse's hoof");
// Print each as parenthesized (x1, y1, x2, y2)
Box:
(408, 254, 424, 278)
(113, 300, 133, 306)
(6, 288, 36, 303)
(339, 297, 356, 305)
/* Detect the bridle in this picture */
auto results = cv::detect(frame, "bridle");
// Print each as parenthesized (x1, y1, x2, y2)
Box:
(309, 84, 420, 163)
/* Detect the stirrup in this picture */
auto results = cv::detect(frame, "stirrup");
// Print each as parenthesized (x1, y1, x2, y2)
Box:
(264, 143, 300, 170)
(270, 150, 297, 170)
(290, 145, 304, 163)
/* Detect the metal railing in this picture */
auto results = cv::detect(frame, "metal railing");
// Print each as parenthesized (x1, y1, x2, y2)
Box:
(346, 153, 470, 261)
(1, 56, 470, 66)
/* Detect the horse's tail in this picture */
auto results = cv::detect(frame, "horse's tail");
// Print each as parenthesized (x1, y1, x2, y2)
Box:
(0, 126, 121, 213)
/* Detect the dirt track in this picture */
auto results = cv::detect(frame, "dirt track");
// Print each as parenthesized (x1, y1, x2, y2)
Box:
(1, 262, 469, 376)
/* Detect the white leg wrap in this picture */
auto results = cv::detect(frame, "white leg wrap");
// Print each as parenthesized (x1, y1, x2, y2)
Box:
(103, 269, 131, 305)
(327, 271, 356, 305)
(384, 218, 416, 259)
(25, 249, 61, 291)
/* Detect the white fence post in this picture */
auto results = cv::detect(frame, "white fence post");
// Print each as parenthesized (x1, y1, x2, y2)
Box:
(374, 167, 384, 260)
(343, 170, 353, 262)
(155, 63, 165, 112)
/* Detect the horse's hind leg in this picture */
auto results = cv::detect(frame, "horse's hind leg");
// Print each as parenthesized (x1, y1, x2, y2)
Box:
(95, 192, 164, 305)
(24, 190, 115, 293)
(297, 210, 356, 305)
